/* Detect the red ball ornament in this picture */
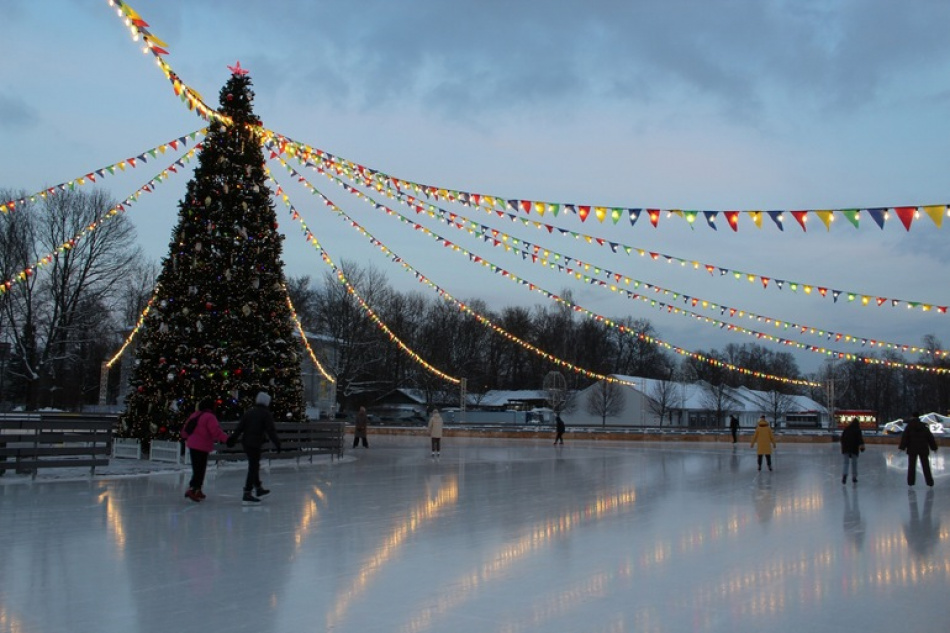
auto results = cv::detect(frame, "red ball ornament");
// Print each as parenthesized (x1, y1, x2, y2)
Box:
(235, 368, 242, 375)
(205, 302, 213, 310)
(227, 93, 233, 101)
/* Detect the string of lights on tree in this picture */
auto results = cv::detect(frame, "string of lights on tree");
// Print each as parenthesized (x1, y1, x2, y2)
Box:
(270, 146, 950, 359)
(105, 278, 335, 385)
(271, 158, 948, 380)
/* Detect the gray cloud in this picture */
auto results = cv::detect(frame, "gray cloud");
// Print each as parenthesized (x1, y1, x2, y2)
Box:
(0, 95, 38, 131)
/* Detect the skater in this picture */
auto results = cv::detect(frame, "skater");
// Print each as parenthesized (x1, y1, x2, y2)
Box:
(729, 415, 740, 444)
(898, 413, 938, 487)
(750, 415, 776, 471)
(180, 397, 229, 502)
(427, 407, 443, 457)
(554, 413, 566, 445)
(228, 391, 282, 503)
(840, 416, 865, 484)
(353, 406, 369, 448)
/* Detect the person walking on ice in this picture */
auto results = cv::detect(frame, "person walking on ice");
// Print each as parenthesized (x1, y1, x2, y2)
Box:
(899, 413, 938, 487)
(840, 416, 865, 484)
(427, 407, 443, 457)
(751, 415, 776, 471)
(181, 397, 229, 502)
(353, 406, 369, 448)
(228, 391, 282, 503)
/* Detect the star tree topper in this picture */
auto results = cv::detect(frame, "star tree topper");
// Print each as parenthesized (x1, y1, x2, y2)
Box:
(228, 60, 250, 76)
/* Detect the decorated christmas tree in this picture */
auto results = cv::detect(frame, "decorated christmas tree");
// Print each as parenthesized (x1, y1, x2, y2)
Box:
(122, 64, 305, 441)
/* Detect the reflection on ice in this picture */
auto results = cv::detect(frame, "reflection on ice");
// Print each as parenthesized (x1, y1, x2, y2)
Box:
(1, 438, 949, 633)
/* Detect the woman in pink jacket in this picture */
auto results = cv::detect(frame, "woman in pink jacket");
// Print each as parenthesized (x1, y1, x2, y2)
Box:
(180, 397, 229, 502)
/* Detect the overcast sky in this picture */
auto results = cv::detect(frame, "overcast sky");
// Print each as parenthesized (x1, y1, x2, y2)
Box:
(3, 0, 950, 379)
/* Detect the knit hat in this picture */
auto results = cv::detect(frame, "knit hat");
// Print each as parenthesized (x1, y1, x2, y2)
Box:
(255, 392, 271, 407)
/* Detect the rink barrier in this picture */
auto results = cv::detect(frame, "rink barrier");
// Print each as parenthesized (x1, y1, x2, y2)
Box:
(209, 420, 345, 465)
(112, 437, 142, 460)
(0, 413, 113, 479)
(361, 424, 900, 445)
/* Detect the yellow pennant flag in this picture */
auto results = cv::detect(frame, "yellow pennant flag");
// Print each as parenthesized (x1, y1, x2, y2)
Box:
(815, 210, 834, 231)
(923, 205, 945, 228)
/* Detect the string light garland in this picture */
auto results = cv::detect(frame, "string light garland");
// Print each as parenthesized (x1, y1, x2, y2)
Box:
(273, 155, 950, 378)
(264, 131, 949, 233)
(270, 135, 948, 316)
(105, 4, 947, 235)
(274, 183, 634, 388)
(107, 285, 161, 368)
(270, 146, 950, 360)
(1, 147, 201, 296)
(285, 290, 336, 383)
(269, 172, 821, 387)
(0, 130, 205, 215)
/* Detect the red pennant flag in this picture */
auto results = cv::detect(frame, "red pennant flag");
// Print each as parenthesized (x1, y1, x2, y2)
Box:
(894, 206, 916, 231)
(791, 211, 808, 231)
(725, 211, 740, 231)
(648, 209, 660, 227)
(761, 277, 770, 288)
(520, 200, 531, 213)
(578, 206, 591, 222)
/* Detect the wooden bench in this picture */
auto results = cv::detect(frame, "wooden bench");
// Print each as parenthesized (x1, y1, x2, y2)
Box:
(0, 413, 114, 479)
(210, 420, 345, 465)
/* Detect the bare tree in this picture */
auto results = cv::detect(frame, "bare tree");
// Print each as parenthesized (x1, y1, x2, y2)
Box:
(1, 189, 139, 409)
(314, 260, 393, 410)
(700, 381, 740, 429)
(648, 377, 683, 426)
(760, 389, 797, 427)
(586, 380, 627, 426)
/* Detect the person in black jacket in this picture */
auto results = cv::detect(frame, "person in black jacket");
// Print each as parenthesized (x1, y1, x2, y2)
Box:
(554, 413, 566, 445)
(898, 413, 939, 487)
(228, 391, 282, 503)
(840, 417, 865, 484)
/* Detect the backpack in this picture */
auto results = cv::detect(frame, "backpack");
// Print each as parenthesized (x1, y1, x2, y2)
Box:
(183, 412, 202, 436)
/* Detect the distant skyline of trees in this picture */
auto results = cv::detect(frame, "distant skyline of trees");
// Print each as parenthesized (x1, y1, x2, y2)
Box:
(2, 193, 948, 423)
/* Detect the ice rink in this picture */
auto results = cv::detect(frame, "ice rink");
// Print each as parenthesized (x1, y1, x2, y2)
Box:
(1, 435, 948, 633)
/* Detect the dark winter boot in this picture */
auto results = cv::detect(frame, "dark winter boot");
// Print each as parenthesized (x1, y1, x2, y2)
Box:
(242, 490, 260, 503)
(185, 489, 201, 503)
(255, 487, 270, 497)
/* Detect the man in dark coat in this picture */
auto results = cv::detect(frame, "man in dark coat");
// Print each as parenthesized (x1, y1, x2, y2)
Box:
(228, 391, 282, 503)
(840, 417, 865, 484)
(898, 413, 938, 487)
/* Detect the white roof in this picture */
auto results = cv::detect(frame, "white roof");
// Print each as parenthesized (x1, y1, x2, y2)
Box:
(611, 374, 825, 414)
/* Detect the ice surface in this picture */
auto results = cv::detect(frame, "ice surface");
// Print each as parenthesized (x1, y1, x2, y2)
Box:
(1, 436, 948, 633)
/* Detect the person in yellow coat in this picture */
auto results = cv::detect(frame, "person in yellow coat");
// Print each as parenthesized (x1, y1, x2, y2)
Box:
(750, 415, 776, 471)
